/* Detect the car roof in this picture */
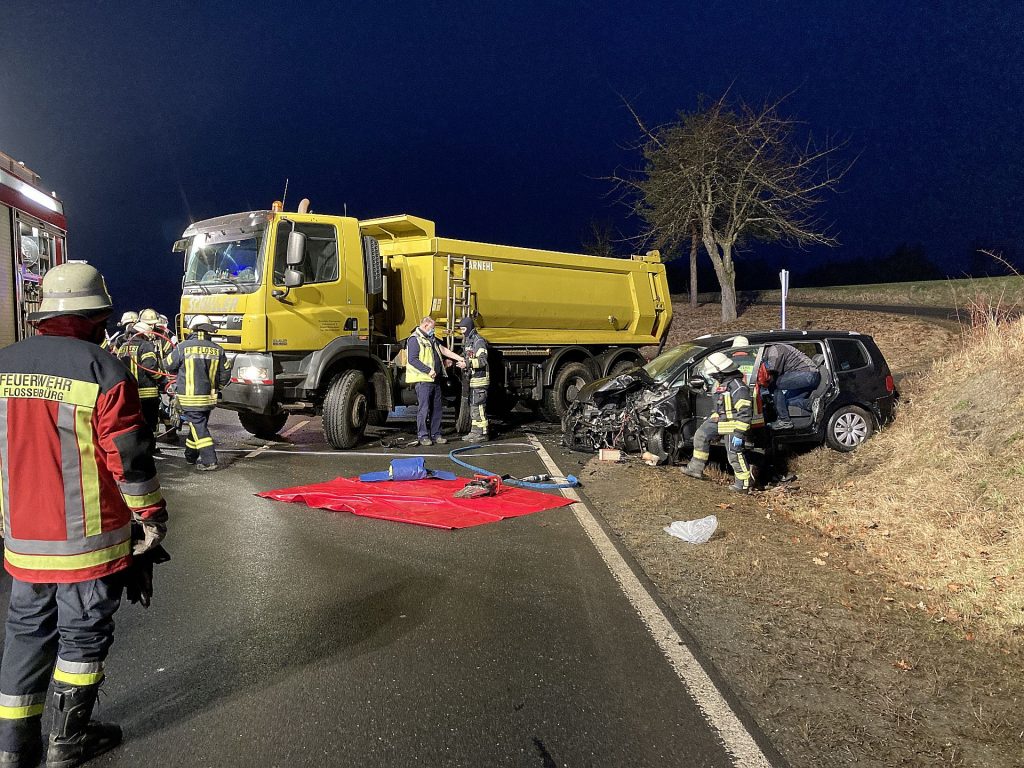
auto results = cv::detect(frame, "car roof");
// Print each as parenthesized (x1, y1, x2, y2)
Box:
(690, 329, 874, 347)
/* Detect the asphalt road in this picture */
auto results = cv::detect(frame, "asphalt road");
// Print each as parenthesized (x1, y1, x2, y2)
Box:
(0, 409, 779, 767)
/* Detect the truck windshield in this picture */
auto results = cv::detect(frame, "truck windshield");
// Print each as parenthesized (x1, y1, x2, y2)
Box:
(183, 231, 264, 291)
(643, 343, 705, 382)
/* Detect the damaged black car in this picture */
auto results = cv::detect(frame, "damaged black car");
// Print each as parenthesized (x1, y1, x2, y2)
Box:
(562, 331, 897, 464)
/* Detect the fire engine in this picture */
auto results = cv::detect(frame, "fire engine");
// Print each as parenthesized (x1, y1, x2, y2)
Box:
(0, 149, 67, 347)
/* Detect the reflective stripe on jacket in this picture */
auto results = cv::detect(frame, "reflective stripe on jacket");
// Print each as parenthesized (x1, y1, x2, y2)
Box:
(165, 333, 230, 411)
(465, 331, 489, 388)
(0, 335, 167, 583)
(406, 330, 438, 384)
(119, 336, 163, 399)
(714, 377, 753, 435)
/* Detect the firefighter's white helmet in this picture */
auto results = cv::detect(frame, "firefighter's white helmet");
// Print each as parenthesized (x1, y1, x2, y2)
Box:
(703, 351, 738, 376)
(731, 335, 749, 347)
(28, 263, 113, 322)
(120, 311, 139, 327)
(188, 314, 216, 333)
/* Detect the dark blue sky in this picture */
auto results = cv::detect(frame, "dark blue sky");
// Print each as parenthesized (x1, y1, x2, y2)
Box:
(1, 1, 1022, 313)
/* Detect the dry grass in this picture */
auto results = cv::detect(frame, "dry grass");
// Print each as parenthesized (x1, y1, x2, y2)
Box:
(750, 275, 1024, 309)
(784, 313, 1024, 640)
(663, 300, 958, 377)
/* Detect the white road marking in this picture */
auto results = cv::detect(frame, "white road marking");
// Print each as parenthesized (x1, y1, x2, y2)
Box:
(528, 435, 774, 768)
(244, 419, 310, 459)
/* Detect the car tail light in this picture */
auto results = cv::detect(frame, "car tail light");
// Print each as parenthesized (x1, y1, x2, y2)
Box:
(885, 374, 895, 393)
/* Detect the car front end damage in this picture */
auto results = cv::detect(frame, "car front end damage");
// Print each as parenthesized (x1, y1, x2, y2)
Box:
(562, 370, 684, 464)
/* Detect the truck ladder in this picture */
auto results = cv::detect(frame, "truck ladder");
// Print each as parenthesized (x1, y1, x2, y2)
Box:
(444, 254, 471, 352)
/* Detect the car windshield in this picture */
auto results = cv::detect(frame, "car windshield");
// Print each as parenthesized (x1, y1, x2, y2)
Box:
(643, 343, 706, 382)
(183, 230, 264, 290)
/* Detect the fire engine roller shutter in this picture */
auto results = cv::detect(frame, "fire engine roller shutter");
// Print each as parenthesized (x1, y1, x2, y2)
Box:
(0, 207, 16, 349)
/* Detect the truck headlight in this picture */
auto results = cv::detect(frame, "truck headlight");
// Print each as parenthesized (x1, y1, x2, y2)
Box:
(233, 366, 271, 385)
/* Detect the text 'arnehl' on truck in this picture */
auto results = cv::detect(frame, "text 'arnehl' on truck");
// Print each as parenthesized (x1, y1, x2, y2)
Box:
(173, 199, 671, 449)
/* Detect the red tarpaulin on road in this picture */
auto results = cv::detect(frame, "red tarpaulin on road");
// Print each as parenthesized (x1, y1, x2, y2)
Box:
(257, 477, 574, 529)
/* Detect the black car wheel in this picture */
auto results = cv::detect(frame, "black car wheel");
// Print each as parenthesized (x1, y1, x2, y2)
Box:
(825, 405, 874, 452)
(646, 428, 679, 465)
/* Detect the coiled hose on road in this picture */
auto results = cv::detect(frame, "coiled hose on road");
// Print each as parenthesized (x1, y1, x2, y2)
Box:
(448, 443, 579, 489)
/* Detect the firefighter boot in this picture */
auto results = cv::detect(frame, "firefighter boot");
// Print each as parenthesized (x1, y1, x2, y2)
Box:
(0, 718, 43, 768)
(46, 682, 121, 768)
(727, 480, 749, 493)
(465, 429, 489, 443)
(682, 460, 705, 480)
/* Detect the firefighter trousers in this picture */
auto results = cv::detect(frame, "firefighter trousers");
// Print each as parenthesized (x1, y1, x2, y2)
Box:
(468, 386, 488, 434)
(0, 576, 121, 752)
(181, 410, 217, 467)
(690, 418, 751, 490)
(140, 397, 160, 455)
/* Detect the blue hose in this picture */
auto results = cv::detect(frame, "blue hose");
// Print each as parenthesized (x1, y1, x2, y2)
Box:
(448, 444, 579, 489)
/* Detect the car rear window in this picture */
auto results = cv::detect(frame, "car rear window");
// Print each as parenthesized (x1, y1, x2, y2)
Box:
(830, 339, 871, 371)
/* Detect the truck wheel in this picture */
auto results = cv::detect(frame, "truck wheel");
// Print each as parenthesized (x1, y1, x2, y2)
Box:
(541, 361, 593, 423)
(825, 405, 874, 452)
(455, 391, 472, 434)
(609, 359, 640, 377)
(367, 409, 389, 427)
(322, 370, 369, 449)
(239, 409, 288, 438)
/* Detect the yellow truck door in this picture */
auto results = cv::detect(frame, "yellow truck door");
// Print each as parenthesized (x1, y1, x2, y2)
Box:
(265, 218, 366, 352)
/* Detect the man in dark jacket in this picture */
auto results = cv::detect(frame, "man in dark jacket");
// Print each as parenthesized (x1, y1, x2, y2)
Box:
(0, 263, 167, 768)
(762, 343, 820, 430)
(406, 317, 465, 447)
(164, 315, 230, 470)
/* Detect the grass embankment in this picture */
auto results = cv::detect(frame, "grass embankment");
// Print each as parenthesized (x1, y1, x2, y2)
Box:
(784, 314, 1024, 639)
(753, 275, 1024, 309)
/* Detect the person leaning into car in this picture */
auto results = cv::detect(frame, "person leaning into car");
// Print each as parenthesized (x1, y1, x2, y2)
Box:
(762, 343, 820, 430)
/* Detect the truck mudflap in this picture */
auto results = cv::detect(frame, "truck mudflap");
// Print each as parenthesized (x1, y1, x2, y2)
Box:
(221, 352, 275, 414)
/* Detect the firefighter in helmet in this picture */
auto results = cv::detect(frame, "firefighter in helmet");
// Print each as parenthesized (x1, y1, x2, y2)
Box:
(100, 310, 138, 355)
(118, 308, 166, 451)
(458, 315, 490, 442)
(164, 315, 230, 470)
(0, 263, 167, 767)
(682, 351, 754, 492)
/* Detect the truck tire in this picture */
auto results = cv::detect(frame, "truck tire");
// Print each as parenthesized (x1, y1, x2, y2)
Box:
(455, 391, 472, 434)
(322, 370, 370, 449)
(541, 361, 593, 423)
(239, 409, 288, 439)
(367, 409, 389, 427)
(609, 359, 640, 377)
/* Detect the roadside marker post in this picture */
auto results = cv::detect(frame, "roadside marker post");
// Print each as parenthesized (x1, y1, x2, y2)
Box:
(779, 269, 789, 329)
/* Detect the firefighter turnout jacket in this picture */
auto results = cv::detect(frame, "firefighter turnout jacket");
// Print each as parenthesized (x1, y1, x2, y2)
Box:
(164, 333, 230, 411)
(465, 330, 489, 388)
(0, 335, 167, 583)
(713, 377, 753, 435)
(119, 335, 164, 400)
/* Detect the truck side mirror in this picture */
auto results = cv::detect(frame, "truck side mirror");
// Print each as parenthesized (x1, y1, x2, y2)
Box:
(284, 268, 305, 288)
(286, 231, 306, 266)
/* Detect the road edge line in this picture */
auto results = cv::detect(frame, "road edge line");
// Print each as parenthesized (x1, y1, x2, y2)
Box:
(529, 435, 775, 768)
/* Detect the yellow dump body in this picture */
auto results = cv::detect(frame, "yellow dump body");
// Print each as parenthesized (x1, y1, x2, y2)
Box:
(361, 215, 671, 348)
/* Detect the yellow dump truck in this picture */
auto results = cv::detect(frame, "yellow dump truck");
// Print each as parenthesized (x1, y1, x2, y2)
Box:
(174, 204, 671, 448)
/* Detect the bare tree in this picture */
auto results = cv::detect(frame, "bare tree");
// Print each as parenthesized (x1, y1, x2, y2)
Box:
(581, 219, 619, 259)
(689, 226, 698, 309)
(617, 93, 850, 321)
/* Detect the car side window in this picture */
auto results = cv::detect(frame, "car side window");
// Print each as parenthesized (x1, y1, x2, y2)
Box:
(273, 223, 340, 285)
(829, 339, 871, 371)
(727, 346, 763, 385)
(789, 341, 826, 367)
